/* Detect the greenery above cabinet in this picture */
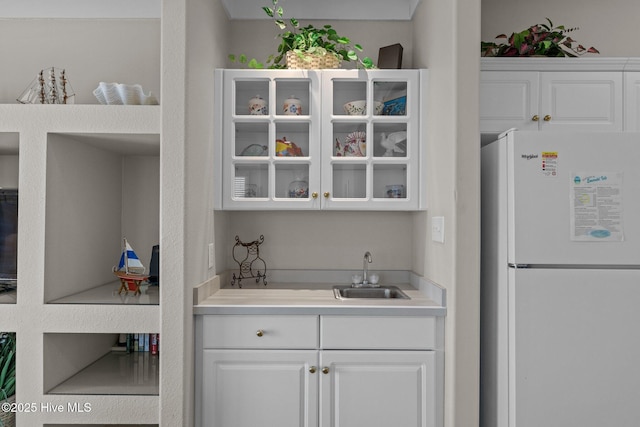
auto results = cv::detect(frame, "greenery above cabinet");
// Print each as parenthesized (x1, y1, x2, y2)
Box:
(214, 69, 428, 211)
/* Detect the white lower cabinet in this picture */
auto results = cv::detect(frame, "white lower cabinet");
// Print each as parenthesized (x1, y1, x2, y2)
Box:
(202, 350, 318, 427)
(197, 314, 440, 427)
(320, 350, 434, 427)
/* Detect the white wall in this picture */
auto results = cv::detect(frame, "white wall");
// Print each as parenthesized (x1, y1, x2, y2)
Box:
(413, 0, 481, 426)
(0, 18, 160, 104)
(182, 0, 231, 425)
(0, 155, 19, 187)
(481, 0, 640, 57)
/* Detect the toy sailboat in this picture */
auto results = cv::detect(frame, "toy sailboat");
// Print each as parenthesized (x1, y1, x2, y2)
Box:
(17, 67, 75, 105)
(113, 238, 148, 296)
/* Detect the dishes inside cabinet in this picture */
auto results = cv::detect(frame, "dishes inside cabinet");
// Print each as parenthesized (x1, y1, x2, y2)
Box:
(335, 131, 366, 157)
(240, 144, 268, 156)
(275, 137, 304, 156)
(382, 96, 407, 116)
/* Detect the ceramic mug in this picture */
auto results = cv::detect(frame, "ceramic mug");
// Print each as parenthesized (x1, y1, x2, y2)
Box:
(248, 94, 267, 115)
(283, 95, 302, 115)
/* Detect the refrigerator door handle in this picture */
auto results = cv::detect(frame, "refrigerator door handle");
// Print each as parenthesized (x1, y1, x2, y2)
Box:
(508, 263, 530, 269)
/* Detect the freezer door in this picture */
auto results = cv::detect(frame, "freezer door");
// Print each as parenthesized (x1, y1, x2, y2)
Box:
(510, 268, 640, 427)
(507, 131, 640, 265)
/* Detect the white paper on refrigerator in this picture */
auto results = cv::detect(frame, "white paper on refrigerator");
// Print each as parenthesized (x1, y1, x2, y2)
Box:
(570, 172, 624, 241)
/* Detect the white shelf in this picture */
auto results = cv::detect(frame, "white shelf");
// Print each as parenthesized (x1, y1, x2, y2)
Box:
(48, 351, 159, 395)
(44, 131, 160, 303)
(48, 282, 159, 305)
(0, 105, 160, 132)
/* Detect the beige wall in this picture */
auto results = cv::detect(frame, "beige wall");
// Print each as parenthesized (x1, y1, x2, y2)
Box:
(227, 19, 413, 69)
(0, 18, 160, 104)
(414, 0, 481, 425)
(481, 0, 640, 57)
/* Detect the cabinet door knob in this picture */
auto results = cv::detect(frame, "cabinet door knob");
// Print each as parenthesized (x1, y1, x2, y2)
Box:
(322, 367, 330, 374)
(543, 115, 552, 121)
(312, 192, 318, 199)
(309, 366, 317, 374)
(532, 115, 539, 122)
(323, 192, 330, 198)
(256, 330, 264, 337)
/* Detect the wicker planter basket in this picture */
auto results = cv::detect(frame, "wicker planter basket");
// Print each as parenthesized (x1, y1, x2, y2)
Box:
(286, 51, 340, 69)
(0, 395, 15, 427)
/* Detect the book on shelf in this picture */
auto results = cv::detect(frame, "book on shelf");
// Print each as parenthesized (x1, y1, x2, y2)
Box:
(111, 333, 160, 354)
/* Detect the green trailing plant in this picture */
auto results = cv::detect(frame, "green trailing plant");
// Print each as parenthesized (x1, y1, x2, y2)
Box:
(481, 18, 599, 57)
(0, 333, 15, 400)
(229, 0, 375, 69)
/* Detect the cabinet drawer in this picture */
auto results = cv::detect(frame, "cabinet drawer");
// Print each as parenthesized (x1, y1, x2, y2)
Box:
(202, 315, 319, 349)
(321, 316, 436, 349)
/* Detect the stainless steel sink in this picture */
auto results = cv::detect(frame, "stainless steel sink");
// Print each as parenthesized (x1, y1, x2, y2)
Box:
(333, 285, 410, 300)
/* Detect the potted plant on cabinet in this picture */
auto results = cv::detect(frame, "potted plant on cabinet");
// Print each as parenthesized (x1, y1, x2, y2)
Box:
(481, 18, 599, 57)
(0, 333, 15, 427)
(229, 0, 375, 69)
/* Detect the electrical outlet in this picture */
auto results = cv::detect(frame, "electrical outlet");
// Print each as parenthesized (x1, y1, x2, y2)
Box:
(208, 243, 214, 269)
(432, 216, 445, 243)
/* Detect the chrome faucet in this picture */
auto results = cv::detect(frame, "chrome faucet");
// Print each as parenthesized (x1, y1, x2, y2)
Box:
(362, 251, 372, 285)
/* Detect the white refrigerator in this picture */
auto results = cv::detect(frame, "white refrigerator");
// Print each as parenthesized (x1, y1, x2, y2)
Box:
(481, 130, 640, 427)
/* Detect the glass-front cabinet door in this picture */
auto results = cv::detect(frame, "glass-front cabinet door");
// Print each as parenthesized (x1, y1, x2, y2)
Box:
(214, 69, 426, 211)
(217, 70, 321, 210)
(321, 70, 423, 210)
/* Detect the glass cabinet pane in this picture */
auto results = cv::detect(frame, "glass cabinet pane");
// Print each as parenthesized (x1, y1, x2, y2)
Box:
(332, 81, 367, 116)
(235, 80, 270, 116)
(332, 164, 366, 199)
(275, 122, 310, 157)
(275, 79, 311, 116)
(275, 163, 310, 199)
(373, 123, 408, 158)
(234, 164, 268, 198)
(374, 81, 408, 116)
(333, 122, 367, 157)
(373, 164, 407, 199)
(234, 122, 269, 157)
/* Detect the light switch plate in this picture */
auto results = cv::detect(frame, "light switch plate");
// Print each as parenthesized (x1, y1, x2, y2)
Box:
(432, 216, 445, 243)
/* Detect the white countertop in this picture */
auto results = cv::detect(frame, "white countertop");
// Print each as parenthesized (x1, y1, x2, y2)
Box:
(194, 276, 446, 316)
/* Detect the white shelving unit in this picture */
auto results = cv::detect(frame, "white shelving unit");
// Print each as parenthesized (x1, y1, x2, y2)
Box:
(1, 104, 161, 426)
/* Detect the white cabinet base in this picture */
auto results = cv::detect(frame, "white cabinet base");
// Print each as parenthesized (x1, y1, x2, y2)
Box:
(320, 350, 435, 427)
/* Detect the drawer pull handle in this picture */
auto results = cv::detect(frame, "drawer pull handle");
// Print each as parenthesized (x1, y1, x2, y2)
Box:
(256, 330, 264, 337)
(323, 192, 330, 198)
(544, 115, 552, 121)
(322, 367, 330, 374)
(312, 192, 318, 199)
(309, 366, 317, 374)
(532, 115, 539, 122)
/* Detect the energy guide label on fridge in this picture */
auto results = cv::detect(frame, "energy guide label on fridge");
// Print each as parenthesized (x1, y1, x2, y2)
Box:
(541, 152, 557, 176)
(570, 172, 623, 241)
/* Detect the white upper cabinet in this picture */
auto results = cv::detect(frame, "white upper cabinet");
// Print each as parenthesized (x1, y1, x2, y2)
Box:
(214, 69, 427, 211)
(480, 58, 625, 134)
(539, 72, 622, 131)
(480, 71, 539, 133)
